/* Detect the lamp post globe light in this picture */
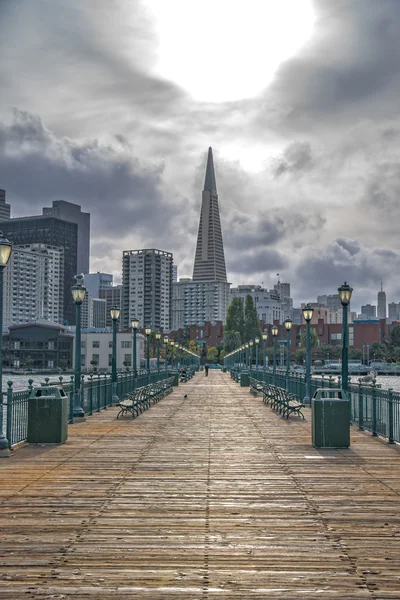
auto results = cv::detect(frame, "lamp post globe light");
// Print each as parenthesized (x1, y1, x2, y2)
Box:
(175, 342, 180, 368)
(163, 336, 169, 371)
(262, 333, 267, 374)
(71, 277, 87, 422)
(155, 332, 161, 372)
(338, 282, 353, 393)
(110, 306, 120, 404)
(284, 319, 293, 391)
(271, 325, 278, 385)
(0, 234, 12, 456)
(145, 327, 152, 383)
(169, 339, 175, 369)
(302, 305, 314, 405)
(255, 337, 260, 371)
(245, 343, 249, 369)
(131, 318, 139, 378)
(249, 340, 254, 372)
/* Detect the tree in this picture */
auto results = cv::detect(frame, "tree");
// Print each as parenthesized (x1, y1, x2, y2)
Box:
(220, 349, 227, 362)
(300, 328, 319, 348)
(349, 348, 362, 360)
(188, 340, 198, 353)
(244, 295, 262, 342)
(369, 342, 388, 360)
(390, 325, 400, 349)
(206, 346, 218, 362)
(223, 331, 241, 353)
(295, 348, 305, 364)
(225, 298, 245, 340)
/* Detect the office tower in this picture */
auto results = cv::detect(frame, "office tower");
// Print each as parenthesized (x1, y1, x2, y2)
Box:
(83, 272, 113, 298)
(42, 200, 90, 274)
(193, 147, 227, 282)
(317, 294, 342, 312)
(377, 281, 387, 319)
(0, 216, 78, 325)
(122, 249, 173, 331)
(81, 296, 107, 329)
(99, 285, 123, 328)
(172, 278, 231, 330)
(0, 189, 11, 220)
(172, 264, 178, 283)
(3, 244, 63, 326)
(360, 304, 377, 318)
(274, 280, 293, 320)
(388, 302, 400, 323)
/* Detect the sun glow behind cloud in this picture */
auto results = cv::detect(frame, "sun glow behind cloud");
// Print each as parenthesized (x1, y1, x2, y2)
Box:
(144, 0, 316, 102)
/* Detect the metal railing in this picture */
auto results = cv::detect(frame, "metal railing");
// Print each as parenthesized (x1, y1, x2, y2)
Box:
(231, 366, 400, 444)
(2, 369, 171, 448)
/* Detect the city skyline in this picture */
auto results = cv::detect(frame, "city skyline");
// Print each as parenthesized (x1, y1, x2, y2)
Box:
(0, 1, 399, 309)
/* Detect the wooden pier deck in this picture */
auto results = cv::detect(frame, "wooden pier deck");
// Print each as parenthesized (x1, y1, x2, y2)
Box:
(1, 371, 400, 599)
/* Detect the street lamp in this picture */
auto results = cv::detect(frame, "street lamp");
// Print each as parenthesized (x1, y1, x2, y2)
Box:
(338, 281, 353, 393)
(170, 339, 175, 369)
(255, 336, 260, 371)
(175, 342, 180, 368)
(131, 318, 139, 378)
(110, 306, 120, 404)
(302, 305, 314, 405)
(71, 277, 87, 422)
(145, 327, 151, 383)
(284, 319, 293, 391)
(271, 325, 278, 385)
(249, 339, 254, 372)
(262, 333, 267, 375)
(245, 343, 249, 369)
(0, 233, 12, 456)
(163, 336, 169, 371)
(155, 332, 161, 372)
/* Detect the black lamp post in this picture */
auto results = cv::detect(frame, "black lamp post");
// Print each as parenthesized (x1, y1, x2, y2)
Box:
(175, 342, 179, 368)
(284, 319, 293, 391)
(72, 277, 86, 422)
(145, 327, 151, 383)
(302, 305, 314, 405)
(131, 318, 139, 378)
(110, 306, 120, 404)
(155, 332, 161, 372)
(271, 325, 278, 385)
(338, 282, 353, 393)
(170, 339, 175, 369)
(245, 343, 249, 369)
(164, 336, 169, 371)
(0, 234, 12, 456)
(249, 339, 254, 371)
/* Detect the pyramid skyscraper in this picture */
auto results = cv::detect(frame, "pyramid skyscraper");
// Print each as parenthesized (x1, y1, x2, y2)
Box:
(193, 147, 227, 282)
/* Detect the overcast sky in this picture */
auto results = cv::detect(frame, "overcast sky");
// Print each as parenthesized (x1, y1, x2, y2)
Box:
(0, 0, 399, 311)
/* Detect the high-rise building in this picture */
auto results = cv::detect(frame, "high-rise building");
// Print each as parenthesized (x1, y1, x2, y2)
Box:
(83, 272, 113, 298)
(172, 279, 231, 330)
(3, 244, 64, 326)
(0, 189, 11, 220)
(172, 264, 178, 283)
(388, 302, 400, 323)
(377, 282, 387, 319)
(122, 249, 173, 331)
(42, 200, 90, 274)
(193, 147, 227, 282)
(274, 280, 293, 320)
(0, 216, 78, 325)
(100, 285, 123, 328)
(360, 304, 377, 318)
(317, 294, 342, 312)
(81, 296, 107, 329)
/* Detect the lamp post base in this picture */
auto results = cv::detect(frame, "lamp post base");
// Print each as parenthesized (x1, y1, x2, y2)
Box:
(73, 391, 86, 423)
(112, 382, 119, 405)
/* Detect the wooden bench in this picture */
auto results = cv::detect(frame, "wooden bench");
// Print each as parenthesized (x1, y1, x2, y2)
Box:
(116, 376, 174, 419)
(250, 378, 305, 420)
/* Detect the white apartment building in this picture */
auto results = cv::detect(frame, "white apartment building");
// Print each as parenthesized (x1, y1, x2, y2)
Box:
(3, 243, 64, 326)
(172, 279, 231, 329)
(230, 285, 283, 324)
(122, 249, 173, 331)
(78, 330, 144, 371)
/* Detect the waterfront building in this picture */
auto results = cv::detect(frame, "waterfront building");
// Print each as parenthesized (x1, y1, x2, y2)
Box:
(0, 189, 11, 220)
(172, 278, 230, 329)
(42, 200, 90, 274)
(0, 215, 78, 325)
(3, 319, 74, 370)
(78, 329, 144, 371)
(122, 249, 173, 331)
(377, 283, 387, 319)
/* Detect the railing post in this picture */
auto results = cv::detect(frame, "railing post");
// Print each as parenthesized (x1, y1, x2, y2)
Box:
(97, 373, 101, 412)
(358, 381, 364, 430)
(69, 375, 74, 423)
(6, 381, 13, 449)
(371, 379, 377, 436)
(388, 387, 394, 444)
(89, 373, 93, 416)
(81, 374, 85, 413)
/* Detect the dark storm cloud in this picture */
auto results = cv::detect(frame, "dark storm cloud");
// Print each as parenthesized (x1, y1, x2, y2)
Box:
(0, 110, 181, 238)
(226, 248, 288, 277)
(272, 142, 314, 177)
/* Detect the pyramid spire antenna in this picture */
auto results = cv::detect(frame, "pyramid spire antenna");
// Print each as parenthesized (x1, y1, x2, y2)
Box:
(203, 147, 217, 193)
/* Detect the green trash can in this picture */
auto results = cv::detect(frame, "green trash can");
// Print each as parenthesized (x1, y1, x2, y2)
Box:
(312, 388, 350, 448)
(27, 386, 68, 444)
(240, 370, 250, 387)
(222, 367, 227, 373)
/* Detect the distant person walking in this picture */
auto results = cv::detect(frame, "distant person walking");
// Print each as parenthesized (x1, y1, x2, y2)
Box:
(205, 364, 209, 377)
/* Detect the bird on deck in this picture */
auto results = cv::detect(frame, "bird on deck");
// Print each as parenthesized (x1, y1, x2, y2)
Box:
(184, 394, 188, 398)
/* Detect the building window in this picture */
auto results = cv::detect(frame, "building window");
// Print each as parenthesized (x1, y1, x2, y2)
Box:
(108, 354, 112, 367)
(92, 340, 100, 348)
(349, 326, 354, 347)
(109, 340, 113, 348)
(121, 341, 132, 348)
(330, 333, 342, 341)
(92, 353, 99, 364)
(81, 354, 85, 367)
(124, 354, 132, 366)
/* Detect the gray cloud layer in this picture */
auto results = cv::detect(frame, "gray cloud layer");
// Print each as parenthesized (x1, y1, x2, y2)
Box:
(1, 0, 400, 308)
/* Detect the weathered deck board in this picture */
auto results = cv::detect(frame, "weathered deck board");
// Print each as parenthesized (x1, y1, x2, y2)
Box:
(0, 371, 400, 598)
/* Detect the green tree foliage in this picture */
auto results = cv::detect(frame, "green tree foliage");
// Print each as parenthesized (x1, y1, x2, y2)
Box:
(206, 346, 219, 362)
(295, 348, 305, 364)
(300, 328, 319, 348)
(244, 295, 262, 342)
(223, 331, 242, 353)
(348, 348, 362, 360)
(390, 325, 400, 349)
(225, 298, 245, 338)
(369, 342, 388, 360)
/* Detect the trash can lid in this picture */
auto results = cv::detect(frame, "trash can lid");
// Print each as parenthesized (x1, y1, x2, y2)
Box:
(312, 388, 348, 401)
(29, 386, 67, 399)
